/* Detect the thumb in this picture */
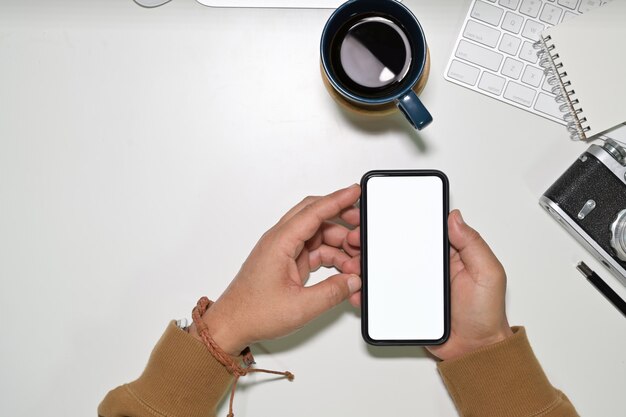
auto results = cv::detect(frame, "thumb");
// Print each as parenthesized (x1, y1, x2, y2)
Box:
(448, 210, 502, 274)
(300, 274, 361, 320)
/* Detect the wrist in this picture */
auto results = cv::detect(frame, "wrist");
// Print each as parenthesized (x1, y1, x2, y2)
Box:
(189, 309, 248, 356)
(435, 325, 515, 361)
(468, 325, 515, 355)
(483, 326, 514, 346)
(205, 311, 249, 356)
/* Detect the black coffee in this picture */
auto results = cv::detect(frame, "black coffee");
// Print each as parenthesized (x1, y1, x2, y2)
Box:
(330, 15, 413, 98)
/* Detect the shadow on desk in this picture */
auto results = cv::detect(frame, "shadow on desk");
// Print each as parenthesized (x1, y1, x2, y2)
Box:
(255, 302, 357, 354)
(337, 106, 429, 154)
(365, 342, 431, 359)
(255, 302, 430, 360)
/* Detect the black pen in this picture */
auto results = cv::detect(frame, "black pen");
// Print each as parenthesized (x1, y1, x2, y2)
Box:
(576, 262, 626, 318)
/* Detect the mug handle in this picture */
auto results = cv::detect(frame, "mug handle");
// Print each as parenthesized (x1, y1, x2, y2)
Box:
(395, 90, 433, 130)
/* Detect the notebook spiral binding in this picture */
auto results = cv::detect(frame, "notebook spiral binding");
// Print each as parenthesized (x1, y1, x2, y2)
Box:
(533, 36, 590, 141)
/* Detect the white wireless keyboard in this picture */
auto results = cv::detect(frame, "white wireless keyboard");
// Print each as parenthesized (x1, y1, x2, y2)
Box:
(445, 0, 610, 125)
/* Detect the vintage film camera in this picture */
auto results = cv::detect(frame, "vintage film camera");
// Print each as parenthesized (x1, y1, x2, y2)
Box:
(540, 139, 626, 286)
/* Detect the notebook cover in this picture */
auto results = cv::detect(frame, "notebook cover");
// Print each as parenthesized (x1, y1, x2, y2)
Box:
(542, 1, 626, 138)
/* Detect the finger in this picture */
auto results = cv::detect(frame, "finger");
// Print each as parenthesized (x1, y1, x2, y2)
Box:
(279, 184, 361, 252)
(305, 222, 352, 254)
(321, 222, 352, 248)
(312, 224, 360, 257)
(448, 245, 464, 282)
(299, 273, 362, 320)
(307, 224, 360, 256)
(302, 206, 361, 242)
(320, 223, 360, 256)
(342, 240, 360, 257)
(340, 254, 360, 276)
(448, 210, 503, 278)
(349, 291, 361, 308)
(277, 195, 322, 226)
(338, 206, 360, 227)
(346, 227, 360, 248)
(296, 249, 311, 283)
(305, 229, 324, 253)
(308, 245, 352, 273)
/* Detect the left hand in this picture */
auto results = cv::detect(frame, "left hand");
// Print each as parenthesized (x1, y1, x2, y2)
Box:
(190, 185, 363, 356)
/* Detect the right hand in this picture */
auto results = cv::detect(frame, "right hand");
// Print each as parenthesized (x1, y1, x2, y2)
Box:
(345, 209, 513, 360)
(427, 210, 513, 360)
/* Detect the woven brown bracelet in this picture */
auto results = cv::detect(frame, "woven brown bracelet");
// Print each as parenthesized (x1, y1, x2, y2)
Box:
(192, 296, 294, 417)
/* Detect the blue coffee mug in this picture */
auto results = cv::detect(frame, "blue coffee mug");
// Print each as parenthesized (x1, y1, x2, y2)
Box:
(320, 0, 433, 130)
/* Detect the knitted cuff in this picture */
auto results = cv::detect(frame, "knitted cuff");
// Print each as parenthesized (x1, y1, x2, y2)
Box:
(437, 327, 563, 417)
(128, 321, 234, 417)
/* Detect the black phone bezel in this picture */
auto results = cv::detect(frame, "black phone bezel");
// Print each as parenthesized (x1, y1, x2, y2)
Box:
(360, 169, 450, 346)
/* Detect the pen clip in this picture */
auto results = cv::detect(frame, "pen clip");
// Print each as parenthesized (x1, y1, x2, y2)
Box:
(576, 261, 593, 278)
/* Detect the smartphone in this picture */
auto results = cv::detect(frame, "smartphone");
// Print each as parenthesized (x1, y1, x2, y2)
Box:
(360, 170, 450, 346)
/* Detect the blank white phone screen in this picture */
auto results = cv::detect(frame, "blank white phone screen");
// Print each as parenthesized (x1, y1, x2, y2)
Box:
(366, 175, 445, 341)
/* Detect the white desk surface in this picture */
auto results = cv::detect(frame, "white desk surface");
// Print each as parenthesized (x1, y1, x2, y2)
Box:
(1, 1, 624, 416)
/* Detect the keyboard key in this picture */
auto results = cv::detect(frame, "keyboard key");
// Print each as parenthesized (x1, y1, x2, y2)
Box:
(501, 57, 524, 79)
(535, 92, 563, 118)
(463, 20, 501, 47)
(540, 3, 563, 25)
(561, 11, 578, 21)
(504, 81, 536, 106)
(522, 19, 545, 41)
(498, 33, 522, 55)
(455, 40, 504, 71)
(447, 59, 481, 86)
(519, 41, 539, 63)
(471, 0, 504, 26)
(521, 65, 543, 87)
(478, 72, 506, 95)
(501, 11, 524, 33)
(520, 0, 542, 17)
(558, 0, 579, 10)
(498, 0, 520, 9)
(579, 0, 602, 12)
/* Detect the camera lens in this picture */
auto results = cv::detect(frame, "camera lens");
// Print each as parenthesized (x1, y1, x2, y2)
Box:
(603, 139, 626, 166)
(610, 209, 626, 261)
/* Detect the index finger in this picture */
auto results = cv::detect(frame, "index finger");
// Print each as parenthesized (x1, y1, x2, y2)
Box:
(278, 184, 360, 252)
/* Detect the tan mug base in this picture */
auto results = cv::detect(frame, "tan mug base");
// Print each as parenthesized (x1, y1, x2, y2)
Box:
(321, 48, 430, 117)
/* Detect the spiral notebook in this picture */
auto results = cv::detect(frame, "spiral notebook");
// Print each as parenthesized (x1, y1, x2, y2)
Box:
(535, 1, 626, 141)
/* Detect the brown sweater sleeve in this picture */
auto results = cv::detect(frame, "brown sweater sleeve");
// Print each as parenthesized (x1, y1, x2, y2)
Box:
(99, 323, 577, 417)
(437, 327, 579, 417)
(98, 321, 234, 417)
